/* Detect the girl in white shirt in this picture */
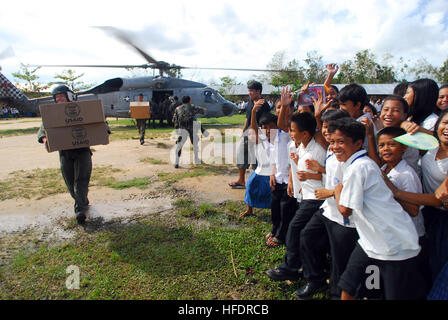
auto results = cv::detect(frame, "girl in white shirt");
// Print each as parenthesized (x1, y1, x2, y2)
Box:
(240, 102, 277, 218)
(401, 78, 440, 135)
(389, 110, 448, 286)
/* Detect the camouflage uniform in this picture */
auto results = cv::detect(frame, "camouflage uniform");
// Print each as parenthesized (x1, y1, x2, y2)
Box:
(136, 119, 147, 144)
(168, 100, 182, 127)
(37, 123, 92, 217)
(172, 102, 204, 167)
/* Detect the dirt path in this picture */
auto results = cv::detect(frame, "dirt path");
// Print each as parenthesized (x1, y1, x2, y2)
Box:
(0, 118, 245, 236)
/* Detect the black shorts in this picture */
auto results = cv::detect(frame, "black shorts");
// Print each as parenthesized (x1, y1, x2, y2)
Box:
(338, 243, 426, 300)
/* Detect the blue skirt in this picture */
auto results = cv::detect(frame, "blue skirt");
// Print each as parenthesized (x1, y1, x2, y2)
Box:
(244, 172, 271, 209)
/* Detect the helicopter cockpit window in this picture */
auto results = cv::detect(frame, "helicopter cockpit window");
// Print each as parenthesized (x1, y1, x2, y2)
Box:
(204, 90, 216, 103)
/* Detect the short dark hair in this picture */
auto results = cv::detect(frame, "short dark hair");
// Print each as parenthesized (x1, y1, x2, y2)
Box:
(338, 84, 367, 108)
(363, 103, 378, 116)
(247, 80, 263, 93)
(174, 96, 179, 100)
(393, 82, 408, 97)
(382, 95, 409, 115)
(259, 112, 278, 127)
(376, 126, 407, 141)
(321, 109, 350, 123)
(181, 95, 191, 104)
(299, 104, 315, 113)
(328, 117, 366, 144)
(290, 112, 317, 136)
(330, 85, 339, 93)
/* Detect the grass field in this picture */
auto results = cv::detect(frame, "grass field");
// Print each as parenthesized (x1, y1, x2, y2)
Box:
(0, 197, 329, 300)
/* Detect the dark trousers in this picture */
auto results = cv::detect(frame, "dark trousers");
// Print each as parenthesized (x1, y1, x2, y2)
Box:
(136, 119, 147, 141)
(236, 133, 257, 170)
(339, 243, 426, 300)
(59, 148, 92, 214)
(299, 210, 331, 284)
(279, 199, 324, 273)
(322, 215, 359, 299)
(422, 206, 448, 281)
(270, 183, 297, 243)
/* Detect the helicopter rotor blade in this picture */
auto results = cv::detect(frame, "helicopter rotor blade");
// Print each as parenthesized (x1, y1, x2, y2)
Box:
(180, 66, 299, 73)
(30, 64, 155, 69)
(93, 26, 160, 66)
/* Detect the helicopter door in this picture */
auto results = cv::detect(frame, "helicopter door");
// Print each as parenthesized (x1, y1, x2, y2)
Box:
(151, 90, 174, 119)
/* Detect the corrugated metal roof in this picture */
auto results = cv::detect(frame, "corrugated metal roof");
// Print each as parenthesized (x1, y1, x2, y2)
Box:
(212, 83, 400, 96)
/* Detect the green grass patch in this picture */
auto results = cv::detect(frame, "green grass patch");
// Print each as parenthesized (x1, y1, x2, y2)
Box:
(139, 157, 168, 165)
(0, 200, 313, 300)
(0, 166, 154, 200)
(197, 114, 246, 126)
(104, 177, 150, 190)
(157, 164, 236, 184)
(0, 127, 40, 138)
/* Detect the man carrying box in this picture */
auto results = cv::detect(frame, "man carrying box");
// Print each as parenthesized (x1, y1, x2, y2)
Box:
(135, 93, 149, 145)
(37, 85, 92, 224)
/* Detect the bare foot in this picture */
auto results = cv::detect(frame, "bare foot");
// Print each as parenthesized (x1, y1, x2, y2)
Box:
(239, 208, 253, 219)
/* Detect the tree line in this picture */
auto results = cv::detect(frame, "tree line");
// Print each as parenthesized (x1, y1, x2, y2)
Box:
(257, 49, 448, 90)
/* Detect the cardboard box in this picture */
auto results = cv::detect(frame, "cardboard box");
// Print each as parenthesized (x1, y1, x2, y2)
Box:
(130, 102, 150, 119)
(39, 100, 105, 128)
(44, 122, 110, 152)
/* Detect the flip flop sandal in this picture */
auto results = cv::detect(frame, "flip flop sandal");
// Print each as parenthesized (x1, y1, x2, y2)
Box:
(229, 182, 246, 189)
(266, 237, 283, 248)
(265, 232, 274, 241)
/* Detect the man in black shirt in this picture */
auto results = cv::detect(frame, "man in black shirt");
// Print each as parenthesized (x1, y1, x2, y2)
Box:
(229, 80, 271, 189)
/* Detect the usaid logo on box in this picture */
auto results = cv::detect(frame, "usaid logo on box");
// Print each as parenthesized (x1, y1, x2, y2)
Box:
(71, 126, 89, 146)
(65, 103, 84, 124)
(65, 103, 80, 117)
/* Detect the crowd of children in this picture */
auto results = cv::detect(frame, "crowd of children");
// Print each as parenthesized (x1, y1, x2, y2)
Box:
(239, 65, 448, 300)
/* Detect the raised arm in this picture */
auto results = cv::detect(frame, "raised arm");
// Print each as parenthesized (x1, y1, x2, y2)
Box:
(323, 63, 339, 90)
(278, 87, 293, 132)
(250, 99, 265, 143)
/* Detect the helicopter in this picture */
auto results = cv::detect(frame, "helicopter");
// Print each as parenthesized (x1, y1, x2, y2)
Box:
(0, 27, 295, 121)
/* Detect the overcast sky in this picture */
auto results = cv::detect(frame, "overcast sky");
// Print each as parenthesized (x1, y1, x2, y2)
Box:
(0, 0, 447, 88)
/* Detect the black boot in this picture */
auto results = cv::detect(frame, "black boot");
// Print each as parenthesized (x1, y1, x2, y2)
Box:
(295, 281, 327, 299)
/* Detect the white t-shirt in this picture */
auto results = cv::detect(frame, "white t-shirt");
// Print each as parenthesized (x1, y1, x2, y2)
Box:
(339, 150, 421, 261)
(421, 147, 448, 210)
(403, 146, 421, 177)
(296, 138, 326, 200)
(321, 149, 356, 228)
(421, 113, 439, 131)
(381, 160, 425, 237)
(272, 129, 292, 184)
(254, 130, 274, 176)
(288, 140, 302, 202)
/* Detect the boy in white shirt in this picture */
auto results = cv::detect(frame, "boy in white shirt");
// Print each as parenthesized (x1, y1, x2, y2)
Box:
(378, 126, 431, 295)
(296, 109, 357, 300)
(329, 117, 425, 300)
(266, 112, 326, 281)
(266, 100, 296, 247)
